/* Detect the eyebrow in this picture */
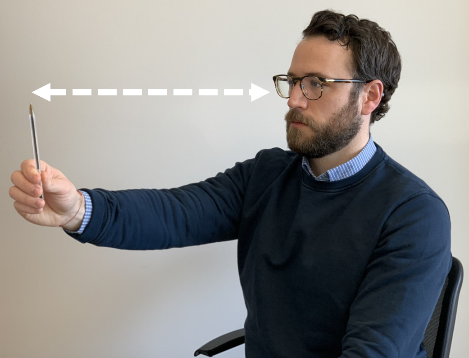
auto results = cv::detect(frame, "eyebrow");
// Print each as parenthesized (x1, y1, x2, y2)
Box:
(287, 71, 329, 78)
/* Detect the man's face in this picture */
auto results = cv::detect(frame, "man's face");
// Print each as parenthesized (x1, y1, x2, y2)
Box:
(285, 36, 364, 158)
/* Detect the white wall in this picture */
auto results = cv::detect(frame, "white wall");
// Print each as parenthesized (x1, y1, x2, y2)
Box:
(1, 0, 467, 357)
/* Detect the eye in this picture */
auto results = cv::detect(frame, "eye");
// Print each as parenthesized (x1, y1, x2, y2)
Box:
(308, 78, 321, 88)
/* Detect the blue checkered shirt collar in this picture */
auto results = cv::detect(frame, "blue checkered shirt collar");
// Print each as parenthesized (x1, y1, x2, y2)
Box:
(302, 136, 377, 182)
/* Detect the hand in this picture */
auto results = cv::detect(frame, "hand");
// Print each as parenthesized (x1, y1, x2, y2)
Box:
(10, 160, 85, 230)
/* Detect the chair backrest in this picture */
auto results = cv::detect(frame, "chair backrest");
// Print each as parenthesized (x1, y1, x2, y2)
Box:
(423, 256, 464, 358)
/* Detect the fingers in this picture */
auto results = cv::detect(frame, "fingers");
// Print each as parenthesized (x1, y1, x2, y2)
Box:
(20, 159, 43, 184)
(10, 169, 42, 198)
(9, 184, 44, 206)
(13, 159, 56, 196)
(13, 197, 44, 215)
(9, 184, 45, 221)
(10, 159, 47, 212)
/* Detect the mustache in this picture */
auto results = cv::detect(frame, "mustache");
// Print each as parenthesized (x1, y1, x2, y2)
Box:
(285, 109, 309, 126)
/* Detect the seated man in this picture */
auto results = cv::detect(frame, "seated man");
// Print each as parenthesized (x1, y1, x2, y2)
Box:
(10, 9, 451, 358)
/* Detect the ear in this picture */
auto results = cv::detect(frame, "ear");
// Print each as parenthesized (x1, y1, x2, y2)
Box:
(360, 80, 384, 116)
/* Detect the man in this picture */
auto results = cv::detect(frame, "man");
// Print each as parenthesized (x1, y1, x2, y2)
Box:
(10, 10, 451, 358)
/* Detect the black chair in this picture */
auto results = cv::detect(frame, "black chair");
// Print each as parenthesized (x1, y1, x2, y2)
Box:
(195, 256, 463, 358)
(423, 257, 464, 358)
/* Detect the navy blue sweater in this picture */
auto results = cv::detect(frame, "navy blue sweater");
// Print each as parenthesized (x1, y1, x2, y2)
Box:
(70, 144, 451, 357)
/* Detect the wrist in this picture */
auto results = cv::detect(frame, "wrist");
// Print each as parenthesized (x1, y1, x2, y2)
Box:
(61, 190, 86, 231)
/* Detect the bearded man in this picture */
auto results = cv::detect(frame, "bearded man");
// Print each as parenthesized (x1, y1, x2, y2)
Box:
(10, 9, 451, 358)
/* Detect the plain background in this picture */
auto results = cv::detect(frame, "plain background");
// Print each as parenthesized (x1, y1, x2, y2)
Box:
(1, 0, 468, 357)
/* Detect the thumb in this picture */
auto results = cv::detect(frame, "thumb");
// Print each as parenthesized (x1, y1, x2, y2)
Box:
(40, 162, 74, 196)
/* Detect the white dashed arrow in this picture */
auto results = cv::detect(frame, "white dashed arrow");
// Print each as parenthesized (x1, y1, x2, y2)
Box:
(32, 83, 66, 102)
(32, 83, 270, 102)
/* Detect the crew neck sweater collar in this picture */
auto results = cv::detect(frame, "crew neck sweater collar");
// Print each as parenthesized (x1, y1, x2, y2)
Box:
(302, 135, 376, 181)
(301, 143, 386, 191)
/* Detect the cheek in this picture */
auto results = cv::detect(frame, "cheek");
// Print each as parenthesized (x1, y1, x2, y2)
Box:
(304, 101, 334, 124)
(328, 94, 350, 112)
(310, 93, 351, 121)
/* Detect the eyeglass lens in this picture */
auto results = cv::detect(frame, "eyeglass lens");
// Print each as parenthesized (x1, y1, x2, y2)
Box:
(275, 76, 322, 100)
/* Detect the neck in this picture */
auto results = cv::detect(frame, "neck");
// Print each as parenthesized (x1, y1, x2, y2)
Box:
(308, 129, 370, 177)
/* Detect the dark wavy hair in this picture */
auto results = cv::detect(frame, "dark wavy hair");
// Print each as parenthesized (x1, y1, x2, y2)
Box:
(302, 10, 401, 123)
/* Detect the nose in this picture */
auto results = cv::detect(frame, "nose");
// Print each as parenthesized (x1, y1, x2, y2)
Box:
(287, 81, 308, 110)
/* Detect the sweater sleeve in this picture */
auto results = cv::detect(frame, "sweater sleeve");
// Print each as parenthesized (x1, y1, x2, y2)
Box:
(340, 192, 452, 358)
(66, 157, 256, 250)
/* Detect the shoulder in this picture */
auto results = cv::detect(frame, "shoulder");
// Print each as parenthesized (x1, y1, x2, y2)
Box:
(203, 148, 301, 194)
(364, 145, 451, 241)
(228, 147, 300, 176)
(250, 147, 301, 177)
(254, 147, 299, 162)
(374, 146, 450, 243)
(223, 148, 302, 193)
(374, 144, 445, 206)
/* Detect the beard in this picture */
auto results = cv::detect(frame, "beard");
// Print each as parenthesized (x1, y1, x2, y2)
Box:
(285, 99, 363, 159)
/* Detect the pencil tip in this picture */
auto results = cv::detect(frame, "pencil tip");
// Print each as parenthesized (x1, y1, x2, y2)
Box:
(29, 104, 33, 116)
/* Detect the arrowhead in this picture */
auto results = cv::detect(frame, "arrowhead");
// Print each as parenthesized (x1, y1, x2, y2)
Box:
(32, 83, 51, 101)
(249, 83, 269, 102)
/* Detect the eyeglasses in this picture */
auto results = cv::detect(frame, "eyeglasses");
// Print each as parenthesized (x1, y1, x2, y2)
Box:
(273, 74, 366, 100)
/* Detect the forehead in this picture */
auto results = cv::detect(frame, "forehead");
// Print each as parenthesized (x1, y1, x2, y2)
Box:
(289, 36, 354, 78)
